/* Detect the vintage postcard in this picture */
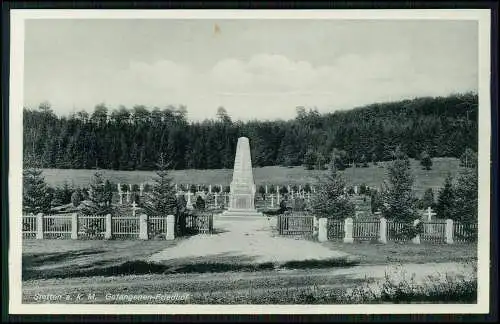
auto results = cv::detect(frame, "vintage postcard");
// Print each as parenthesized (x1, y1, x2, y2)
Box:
(8, 9, 491, 315)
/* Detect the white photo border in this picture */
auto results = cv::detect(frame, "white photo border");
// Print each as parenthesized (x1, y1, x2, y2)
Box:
(9, 9, 492, 315)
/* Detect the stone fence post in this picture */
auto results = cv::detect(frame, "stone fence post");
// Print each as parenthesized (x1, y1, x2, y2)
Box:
(166, 215, 175, 240)
(379, 217, 387, 244)
(139, 214, 148, 240)
(445, 219, 454, 244)
(343, 217, 354, 243)
(36, 213, 44, 239)
(71, 213, 78, 240)
(105, 213, 112, 240)
(318, 218, 328, 242)
(412, 219, 421, 244)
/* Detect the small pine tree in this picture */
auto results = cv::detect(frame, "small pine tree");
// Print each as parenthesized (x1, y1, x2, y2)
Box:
(141, 153, 178, 218)
(452, 167, 478, 223)
(23, 167, 52, 214)
(81, 171, 113, 215)
(370, 190, 382, 214)
(380, 157, 418, 222)
(436, 174, 455, 220)
(420, 188, 436, 210)
(71, 188, 83, 207)
(310, 163, 355, 220)
(420, 150, 433, 170)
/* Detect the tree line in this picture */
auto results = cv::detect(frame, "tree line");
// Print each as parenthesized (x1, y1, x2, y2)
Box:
(23, 92, 478, 170)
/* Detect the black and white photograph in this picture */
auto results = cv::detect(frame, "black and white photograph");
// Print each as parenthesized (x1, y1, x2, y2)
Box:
(8, 9, 492, 314)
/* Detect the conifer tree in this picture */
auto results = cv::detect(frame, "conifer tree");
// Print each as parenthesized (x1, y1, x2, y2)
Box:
(81, 171, 113, 215)
(310, 163, 355, 219)
(380, 157, 418, 222)
(22, 164, 51, 214)
(141, 153, 178, 217)
(436, 173, 455, 220)
(419, 188, 436, 210)
(420, 150, 433, 170)
(452, 167, 478, 222)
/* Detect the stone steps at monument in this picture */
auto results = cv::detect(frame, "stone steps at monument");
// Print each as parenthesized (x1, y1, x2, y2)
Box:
(217, 209, 265, 219)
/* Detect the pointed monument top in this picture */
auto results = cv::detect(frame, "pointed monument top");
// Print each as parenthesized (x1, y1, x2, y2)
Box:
(231, 137, 254, 187)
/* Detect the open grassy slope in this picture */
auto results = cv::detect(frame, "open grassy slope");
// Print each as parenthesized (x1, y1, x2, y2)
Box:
(41, 158, 461, 197)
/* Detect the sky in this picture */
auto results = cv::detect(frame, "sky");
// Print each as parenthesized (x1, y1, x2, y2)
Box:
(23, 19, 478, 121)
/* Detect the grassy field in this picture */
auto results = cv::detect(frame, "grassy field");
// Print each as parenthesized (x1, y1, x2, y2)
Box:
(22, 239, 476, 280)
(41, 157, 462, 196)
(322, 241, 477, 265)
(22, 239, 477, 304)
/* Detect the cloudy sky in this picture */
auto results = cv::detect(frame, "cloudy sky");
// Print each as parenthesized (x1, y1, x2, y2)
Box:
(24, 19, 478, 121)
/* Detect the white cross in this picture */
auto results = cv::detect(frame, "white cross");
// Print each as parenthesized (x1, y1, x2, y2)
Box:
(118, 191, 123, 205)
(214, 192, 218, 207)
(131, 201, 138, 217)
(117, 183, 122, 193)
(129, 184, 132, 192)
(427, 207, 437, 221)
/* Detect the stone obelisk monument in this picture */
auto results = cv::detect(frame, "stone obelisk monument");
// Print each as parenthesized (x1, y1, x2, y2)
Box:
(222, 137, 263, 217)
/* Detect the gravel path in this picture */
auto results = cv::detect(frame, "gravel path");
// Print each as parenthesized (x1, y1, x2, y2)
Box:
(149, 215, 350, 264)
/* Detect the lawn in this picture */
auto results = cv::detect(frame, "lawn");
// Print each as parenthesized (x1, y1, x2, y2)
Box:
(41, 157, 462, 197)
(21, 238, 477, 304)
(22, 239, 179, 280)
(22, 238, 476, 280)
(322, 241, 477, 265)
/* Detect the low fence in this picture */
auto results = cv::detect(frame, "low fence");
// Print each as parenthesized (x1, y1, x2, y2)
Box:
(453, 222, 478, 243)
(277, 213, 476, 244)
(327, 219, 344, 240)
(22, 212, 213, 240)
(277, 212, 314, 238)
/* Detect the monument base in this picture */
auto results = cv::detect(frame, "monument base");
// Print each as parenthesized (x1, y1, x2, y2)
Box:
(220, 208, 264, 218)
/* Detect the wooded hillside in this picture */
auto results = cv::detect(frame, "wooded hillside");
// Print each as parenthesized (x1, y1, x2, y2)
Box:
(23, 92, 477, 170)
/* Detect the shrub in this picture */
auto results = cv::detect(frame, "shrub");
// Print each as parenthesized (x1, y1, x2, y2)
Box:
(359, 183, 368, 195)
(71, 189, 83, 207)
(310, 163, 355, 220)
(291, 197, 307, 211)
(195, 195, 206, 210)
(80, 172, 113, 216)
(420, 150, 433, 170)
